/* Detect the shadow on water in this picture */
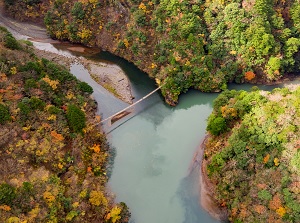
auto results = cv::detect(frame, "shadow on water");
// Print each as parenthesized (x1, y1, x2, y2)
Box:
(90, 51, 157, 98)
(178, 168, 222, 223)
(34, 42, 300, 223)
(70, 50, 295, 223)
(108, 97, 163, 133)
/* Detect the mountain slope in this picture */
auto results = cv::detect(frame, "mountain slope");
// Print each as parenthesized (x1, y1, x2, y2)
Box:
(205, 87, 300, 222)
(3, 0, 300, 105)
(0, 26, 130, 222)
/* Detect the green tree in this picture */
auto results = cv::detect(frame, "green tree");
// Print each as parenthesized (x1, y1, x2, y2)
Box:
(284, 37, 300, 67)
(4, 32, 20, 50)
(290, 3, 300, 30)
(0, 183, 16, 205)
(71, 2, 85, 20)
(258, 189, 272, 201)
(66, 104, 86, 133)
(77, 81, 93, 93)
(206, 114, 227, 136)
(0, 104, 11, 124)
(266, 56, 281, 80)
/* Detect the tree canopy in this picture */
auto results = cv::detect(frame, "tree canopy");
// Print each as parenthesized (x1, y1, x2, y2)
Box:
(4, 0, 300, 105)
(205, 87, 300, 222)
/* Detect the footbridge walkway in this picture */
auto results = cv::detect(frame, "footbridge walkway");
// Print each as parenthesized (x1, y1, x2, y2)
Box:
(94, 84, 164, 127)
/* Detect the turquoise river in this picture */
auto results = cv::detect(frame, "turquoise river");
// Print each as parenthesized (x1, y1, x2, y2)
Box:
(32, 41, 286, 223)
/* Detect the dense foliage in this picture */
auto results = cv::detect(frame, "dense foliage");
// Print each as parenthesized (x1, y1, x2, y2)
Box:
(4, 0, 300, 105)
(205, 88, 300, 222)
(0, 103, 11, 124)
(0, 27, 130, 222)
(66, 104, 86, 133)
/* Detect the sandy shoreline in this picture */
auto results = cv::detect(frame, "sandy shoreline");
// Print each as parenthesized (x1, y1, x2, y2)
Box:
(31, 45, 133, 105)
(192, 135, 228, 222)
(79, 57, 133, 104)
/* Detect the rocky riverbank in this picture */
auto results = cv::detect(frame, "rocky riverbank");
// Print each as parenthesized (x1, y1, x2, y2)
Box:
(80, 57, 133, 104)
(0, 8, 133, 104)
(32, 45, 134, 104)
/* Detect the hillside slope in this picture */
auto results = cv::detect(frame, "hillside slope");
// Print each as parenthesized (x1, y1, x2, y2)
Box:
(3, 0, 300, 105)
(205, 87, 300, 222)
(0, 26, 130, 222)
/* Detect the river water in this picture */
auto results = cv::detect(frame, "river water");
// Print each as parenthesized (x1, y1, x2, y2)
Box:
(65, 49, 222, 222)
(2, 16, 298, 223)
(93, 54, 221, 223)
(97, 53, 287, 223)
(68, 51, 221, 222)
(23, 40, 286, 223)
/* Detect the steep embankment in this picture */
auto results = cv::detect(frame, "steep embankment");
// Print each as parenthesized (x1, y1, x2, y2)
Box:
(204, 87, 300, 222)
(0, 27, 130, 222)
(3, 0, 300, 105)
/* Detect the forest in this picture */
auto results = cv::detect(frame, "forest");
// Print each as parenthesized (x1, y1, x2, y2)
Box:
(3, 0, 300, 105)
(0, 26, 130, 222)
(1, 0, 300, 222)
(205, 87, 300, 223)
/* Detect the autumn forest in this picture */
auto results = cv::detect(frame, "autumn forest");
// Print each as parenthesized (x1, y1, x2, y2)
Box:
(0, 0, 300, 222)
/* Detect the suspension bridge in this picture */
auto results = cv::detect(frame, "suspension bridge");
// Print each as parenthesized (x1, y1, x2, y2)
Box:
(93, 84, 164, 127)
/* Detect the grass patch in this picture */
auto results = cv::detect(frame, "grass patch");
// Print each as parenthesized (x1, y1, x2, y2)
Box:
(103, 83, 120, 98)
